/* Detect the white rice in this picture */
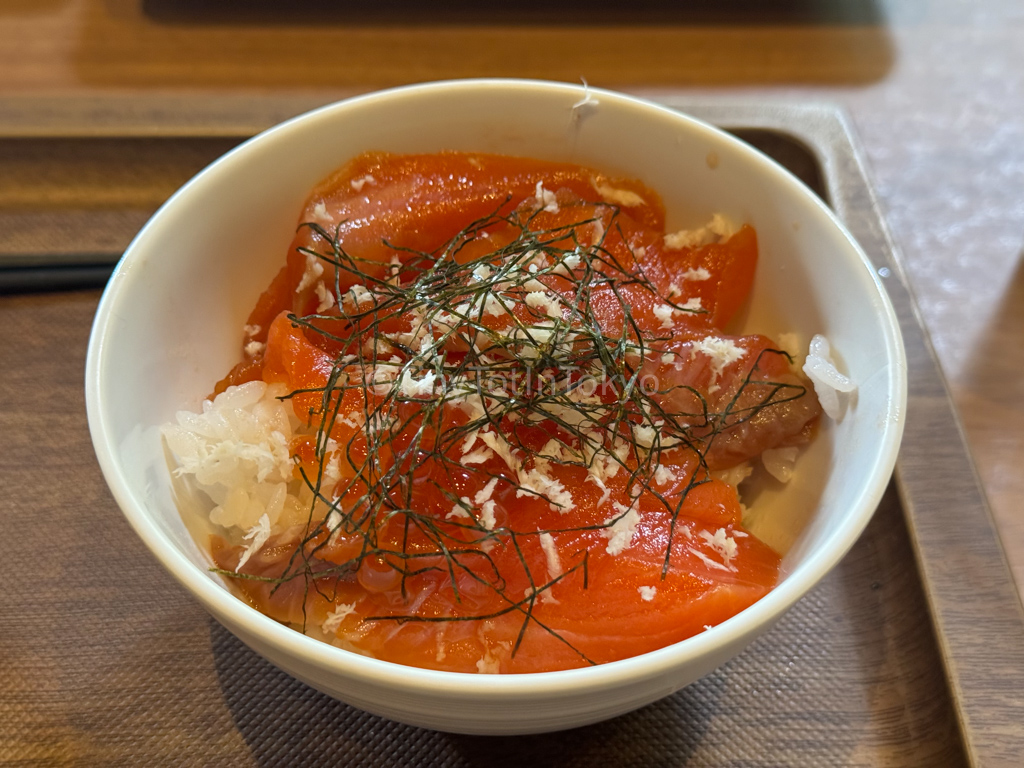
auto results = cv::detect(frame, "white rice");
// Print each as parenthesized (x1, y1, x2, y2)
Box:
(801, 334, 856, 420)
(162, 380, 305, 532)
(761, 446, 799, 483)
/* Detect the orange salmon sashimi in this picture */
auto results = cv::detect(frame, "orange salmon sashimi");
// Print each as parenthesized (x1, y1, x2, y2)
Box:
(215, 475, 778, 673)
(217, 152, 755, 393)
(198, 151, 822, 673)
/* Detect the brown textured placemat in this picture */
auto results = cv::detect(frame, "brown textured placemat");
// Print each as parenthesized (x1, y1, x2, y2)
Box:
(0, 136, 242, 268)
(10, 99, 1024, 764)
(0, 290, 965, 767)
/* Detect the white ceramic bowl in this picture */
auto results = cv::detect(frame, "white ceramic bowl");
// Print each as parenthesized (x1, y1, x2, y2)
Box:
(86, 79, 906, 735)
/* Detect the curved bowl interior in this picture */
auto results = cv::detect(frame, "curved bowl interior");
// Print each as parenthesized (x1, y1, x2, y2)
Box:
(86, 79, 906, 735)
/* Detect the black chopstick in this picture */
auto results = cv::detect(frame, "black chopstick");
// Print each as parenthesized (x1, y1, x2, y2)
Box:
(0, 264, 116, 294)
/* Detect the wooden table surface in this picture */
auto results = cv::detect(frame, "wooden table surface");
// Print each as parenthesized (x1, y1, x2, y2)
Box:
(2, 0, 1022, 724)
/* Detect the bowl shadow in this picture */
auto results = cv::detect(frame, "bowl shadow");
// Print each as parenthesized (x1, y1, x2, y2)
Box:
(208, 618, 716, 766)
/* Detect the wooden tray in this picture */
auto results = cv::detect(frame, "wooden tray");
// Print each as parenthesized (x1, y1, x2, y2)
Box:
(2, 97, 1022, 766)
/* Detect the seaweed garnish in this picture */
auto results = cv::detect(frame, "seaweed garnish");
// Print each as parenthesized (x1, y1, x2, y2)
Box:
(215, 200, 807, 666)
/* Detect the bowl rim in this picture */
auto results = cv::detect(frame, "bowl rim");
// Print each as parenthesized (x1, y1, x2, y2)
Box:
(85, 77, 907, 697)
